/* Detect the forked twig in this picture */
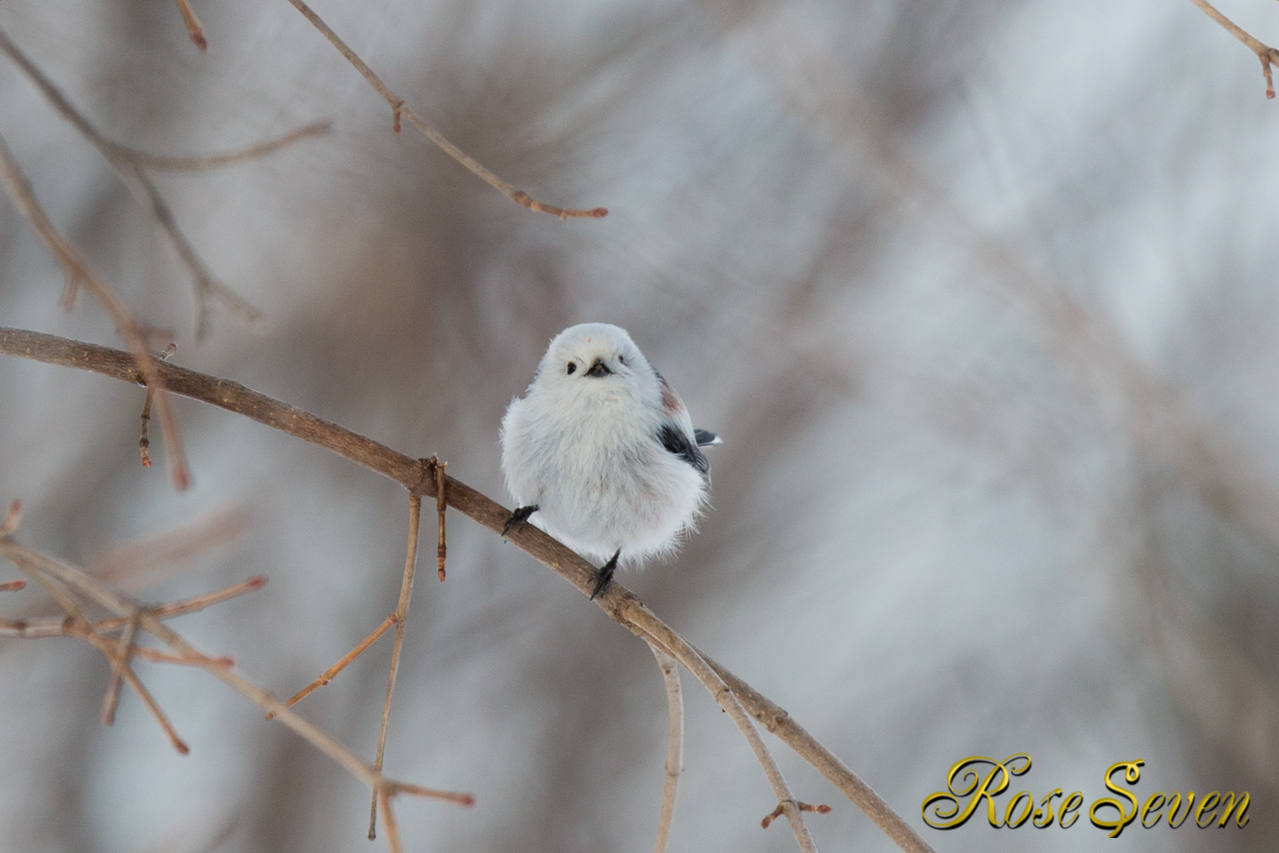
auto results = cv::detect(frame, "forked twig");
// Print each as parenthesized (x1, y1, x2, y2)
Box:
(763, 801, 832, 829)
(649, 644, 683, 853)
(1190, 0, 1279, 98)
(281, 0, 607, 219)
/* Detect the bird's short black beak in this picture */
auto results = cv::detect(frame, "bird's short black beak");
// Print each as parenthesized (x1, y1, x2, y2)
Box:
(585, 358, 612, 378)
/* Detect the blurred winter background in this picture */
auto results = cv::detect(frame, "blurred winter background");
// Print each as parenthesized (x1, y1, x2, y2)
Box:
(1, 0, 1278, 850)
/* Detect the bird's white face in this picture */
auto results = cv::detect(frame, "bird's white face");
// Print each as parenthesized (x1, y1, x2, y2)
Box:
(535, 323, 649, 395)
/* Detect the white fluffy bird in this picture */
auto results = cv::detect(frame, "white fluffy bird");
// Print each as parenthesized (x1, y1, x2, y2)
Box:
(500, 323, 720, 597)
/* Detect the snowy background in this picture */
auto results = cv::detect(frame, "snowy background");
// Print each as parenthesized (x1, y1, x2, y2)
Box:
(1, 0, 1278, 851)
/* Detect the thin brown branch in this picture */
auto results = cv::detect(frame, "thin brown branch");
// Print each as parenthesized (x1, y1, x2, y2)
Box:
(1190, 0, 1279, 97)
(0, 327, 933, 853)
(271, 615, 393, 716)
(174, 0, 208, 50)
(138, 342, 175, 469)
(369, 492, 423, 840)
(280, 0, 607, 219)
(118, 120, 331, 171)
(0, 27, 260, 337)
(650, 644, 683, 853)
(435, 458, 447, 581)
(0, 135, 191, 489)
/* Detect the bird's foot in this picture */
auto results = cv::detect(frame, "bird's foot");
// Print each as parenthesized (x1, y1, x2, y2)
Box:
(502, 505, 539, 537)
(590, 549, 621, 600)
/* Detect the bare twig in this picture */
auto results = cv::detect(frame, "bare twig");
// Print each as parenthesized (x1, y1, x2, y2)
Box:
(174, 0, 208, 50)
(1189, 0, 1279, 98)
(0, 327, 934, 853)
(369, 491, 424, 840)
(138, 343, 176, 468)
(435, 458, 447, 581)
(280, 0, 607, 219)
(118, 120, 332, 172)
(650, 644, 683, 853)
(273, 616, 394, 716)
(0, 27, 263, 337)
(0, 136, 192, 489)
(763, 801, 832, 829)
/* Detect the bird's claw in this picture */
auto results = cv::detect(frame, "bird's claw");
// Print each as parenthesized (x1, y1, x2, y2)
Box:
(502, 505, 539, 537)
(590, 549, 621, 600)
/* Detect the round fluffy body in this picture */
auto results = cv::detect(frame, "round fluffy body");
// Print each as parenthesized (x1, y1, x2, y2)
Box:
(500, 323, 709, 566)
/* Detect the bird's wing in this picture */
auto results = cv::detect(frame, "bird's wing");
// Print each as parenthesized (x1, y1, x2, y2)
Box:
(657, 422, 710, 476)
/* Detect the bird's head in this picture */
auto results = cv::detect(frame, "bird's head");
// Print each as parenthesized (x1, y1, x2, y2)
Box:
(534, 322, 651, 397)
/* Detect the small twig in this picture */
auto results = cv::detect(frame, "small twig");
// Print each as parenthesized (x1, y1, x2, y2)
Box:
(101, 611, 141, 724)
(435, 458, 447, 581)
(387, 780, 476, 806)
(1189, 0, 1279, 98)
(650, 644, 683, 853)
(269, 615, 394, 717)
(131, 575, 267, 623)
(139, 343, 175, 468)
(118, 120, 331, 171)
(369, 492, 423, 840)
(174, 0, 208, 50)
(280, 0, 607, 219)
(762, 801, 832, 829)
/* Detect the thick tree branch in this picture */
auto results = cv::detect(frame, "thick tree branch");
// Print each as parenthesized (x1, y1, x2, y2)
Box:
(0, 327, 934, 853)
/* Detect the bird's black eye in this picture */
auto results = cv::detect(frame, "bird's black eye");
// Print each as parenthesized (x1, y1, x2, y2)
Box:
(567, 362, 577, 375)
(618, 354, 625, 364)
